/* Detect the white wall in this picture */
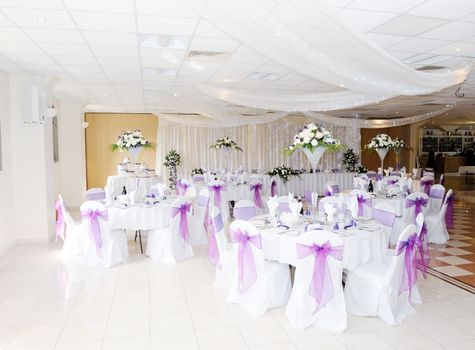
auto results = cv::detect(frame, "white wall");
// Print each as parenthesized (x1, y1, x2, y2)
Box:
(0, 70, 14, 254)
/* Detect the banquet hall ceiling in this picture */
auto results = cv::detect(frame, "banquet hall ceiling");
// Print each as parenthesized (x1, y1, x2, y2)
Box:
(1, 0, 475, 124)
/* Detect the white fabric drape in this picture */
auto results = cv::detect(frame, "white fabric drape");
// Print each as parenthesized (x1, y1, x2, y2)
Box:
(156, 116, 360, 178)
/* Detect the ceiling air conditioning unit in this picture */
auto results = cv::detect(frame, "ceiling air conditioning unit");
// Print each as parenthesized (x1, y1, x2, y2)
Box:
(22, 86, 57, 124)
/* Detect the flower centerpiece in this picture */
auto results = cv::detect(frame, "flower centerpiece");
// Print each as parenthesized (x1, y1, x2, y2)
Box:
(111, 130, 154, 162)
(355, 164, 368, 174)
(365, 134, 393, 170)
(209, 136, 243, 151)
(391, 137, 409, 170)
(286, 123, 342, 171)
(191, 168, 205, 176)
(342, 148, 359, 172)
(163, 149, 181, 190)
(266, 165, 302, 184)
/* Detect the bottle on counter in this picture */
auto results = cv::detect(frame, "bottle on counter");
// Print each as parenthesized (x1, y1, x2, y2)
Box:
(368, 180, 374, 193)
(121, 186, 127, 195)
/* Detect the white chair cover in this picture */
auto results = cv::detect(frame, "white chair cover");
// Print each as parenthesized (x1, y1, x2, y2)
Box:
(192, 174, 205, 184)
(248, 180, 265, 210)
(426, 189, 451, 244)
(78, 201, 128, 267)
(59, 195, 84, 260)
(372, 202, 396, 255)
(345, 224, 422, 325)
(189, 188, 209, 245)
(348, 190, 372, 219)
(227, 220, 291, 317)
(234, 199, 257, 220)
(428, 184, 445, 216)
(276, 195, 291, 213)
(208, 180, 229, 222)
(325, 181, 340, 196)
(146, 197, 194, 263)
(84, 187, 106, 201)
(390, 192, 428, 245)
(285, 231, 346, 332)
(149, 183, 167, 199)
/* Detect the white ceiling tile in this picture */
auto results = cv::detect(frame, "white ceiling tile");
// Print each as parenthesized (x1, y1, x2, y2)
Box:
(429, 41, 475, 55)
(20, 63, 63, 73)
(90, 45, 139, 58)
(372, 15, 448, 36)
(3, 53, 55, 65)
(0, 27, 31, 42)
(24, 28, 85, 44)
(348, 0, 426, 13)
(140, 58, 180, 69)
(189, 37, 240, 52)
(61, 64, 102, 74)
(71, 11, 136, 32)
(137, 16, 197, 36)
(220, 62, 263, 72)
(0, 42, 42, 54)
(402, 53, 434, 64)
(228, 53, 268, 64)
(82, 31, 138, 47)
(461, 13, 475, 23)
(415, 55, 454, 65)
(62, 0, 134, 13)
(0, 12, 13, 26)
(388, 38, 450, 53)
(408, 0, 475, 20)
(339, 8, 398, 32)
(136, 0, 198, 18)
(328, 0, 353, 8)
(421, 21, 475, 41)
(194, 20, 229, 38)
(0, 0, 64, 9)
(96, 56, 140, 67)
(0, 62, 26, 72)
(386, 50, 419, 60)
(365, 33, 410, 48)
(39, 43, 92, 56)
(1, 8, 76, 29)
(54, 55, 98, 65)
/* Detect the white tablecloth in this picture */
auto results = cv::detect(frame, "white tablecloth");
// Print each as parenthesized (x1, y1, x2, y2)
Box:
(108, 202, 172, 230)
(106, 175, 161, 199)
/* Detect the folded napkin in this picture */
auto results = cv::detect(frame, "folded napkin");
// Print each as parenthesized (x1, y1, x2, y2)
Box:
(378, 167, 383, 175)
(384, 168, 390, 176)
(412, 168, 418, 178)
(267, 195, 279, 218)
(376, 179, 382, 192)
(324, 203, 338, 224)
(348, 196, 359, 219)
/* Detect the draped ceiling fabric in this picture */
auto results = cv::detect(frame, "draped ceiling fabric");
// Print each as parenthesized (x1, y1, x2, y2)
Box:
(156, 116, 361, 178)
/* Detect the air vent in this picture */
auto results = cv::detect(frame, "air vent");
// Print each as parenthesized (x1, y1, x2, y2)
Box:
(161, 112, 201, 116)
(416, 65, 445, 71)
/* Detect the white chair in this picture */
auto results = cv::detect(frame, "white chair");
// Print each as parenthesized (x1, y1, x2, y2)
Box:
(344, 224, 422, 325)
(276, 195, 292, 213)
(149, 183, 167, 199)
(419, 175, 434, 195)
(428, 184, 445, 216)
(348, 190, 372, 219)
(325, 181, 340, 196)
(285, 231, 346, 332)
(208, 180, 229, 222)
(426, 189, 452, 244)
(146, 197, 194, 263)
(390, 192, 428, 245)
(372, 202, 396, 254)
(227, 220, 291, 317)
(189, 188, 209, 246)
(192, 174, 205, 185)
(176, 178, 191, 196)
(383, 175, 400, 187)
(184, 185, 197, 199)
(317, 195, 339, 213)
(78, 201, 128, 267)
(366, 171, 377, 179)
(234, 199, 257, 220)
(84, 187, 106, 201)
(58, 195, 84, 260)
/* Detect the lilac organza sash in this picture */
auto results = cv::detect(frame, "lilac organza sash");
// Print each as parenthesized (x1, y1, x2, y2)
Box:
(230, 229, 262, 294)
(420, 179, 433, 195)
(81, 208, 108, 257)
(85, 191, 105, 201)
(395, 233, 419, 303)
(278, 202, 291, 213)
(372, 208, 395, 227)
(406, 197, 428, 217)
(209, 184, 224, 208)
(356, 195, 372, 217)
(234, 206, 257, 220)
(429, 188, 445, 199)
(271, 180, 277, 197)
(171, 203, 192, 244)
(175, 179, 181, 195)
(416, 223, 430, 278)
(387, 179, 399, 186)
(250, 183, 264, 208)
(193, 175, 205, 183)
(304, 190, 312, 205)
(208, 213, 223, 268)
(55, 200, 65, 241)
(179, 182, 190, 195)
(323, 190, 331, 197)
(367, 172, 377, 179)
(296, 241, 343, 314)
(445, 194, 454, 229)
(197, 195, 210, 232)
(330, 185, 339, 195)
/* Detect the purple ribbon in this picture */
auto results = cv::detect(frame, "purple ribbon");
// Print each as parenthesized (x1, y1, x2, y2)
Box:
(208, 184, 224, 208)
(208, 213, 223, 268)
(356, 195, 372, 217)
(296, 241, 343, 314)
(230, 228, 262, 294)
(171, 203, 192, 244)
(81, 208, 108, 257)
(445, 194, 454, 229)
(175, 179, 181, 195)
(420, 179, 433, 195)
(179, 182, 190, 195)
(395, 233, 419, 303)
(330, 185, 339, 195)
(250, 183, 264, 208)
(55, 200, 65, 241)
(416, 223, 430, 278)
(234, 206, 256, 220)
(430, 188, 445, 199)
(271, 180, 277, 197)
(387, 179, 399, 186)
(406, 197, 428, 217)
(372, 208, 395, 227)
(197, 195, 210, 232)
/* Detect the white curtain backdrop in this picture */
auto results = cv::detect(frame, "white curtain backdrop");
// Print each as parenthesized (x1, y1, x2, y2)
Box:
(156, 115, 360, 178)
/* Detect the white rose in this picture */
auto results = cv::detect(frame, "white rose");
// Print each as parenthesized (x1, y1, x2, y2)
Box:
(315, 131, 323, 139)
(303, 136, 310, 144)
(311, 139, 318, 146)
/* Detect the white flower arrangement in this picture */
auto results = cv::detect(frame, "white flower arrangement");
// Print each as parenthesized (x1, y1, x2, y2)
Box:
(286, 123, 342, 154)
(163, 149, 181, 168)
(111, 130, 154, 152)
(209, 136, 243, 151)
(391, 137, 409, 151)
(365, 134, 393, 150)
(266, 165, 302, 184)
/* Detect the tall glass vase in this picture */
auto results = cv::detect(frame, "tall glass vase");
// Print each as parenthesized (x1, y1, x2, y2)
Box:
(222, 148, 233, 173)
(394, 149, 402, 170)
(375, 148, 388, 172)
(168, 165, 177, 191)
(128, 146, 142, 163)
(303, 146, 326, 172)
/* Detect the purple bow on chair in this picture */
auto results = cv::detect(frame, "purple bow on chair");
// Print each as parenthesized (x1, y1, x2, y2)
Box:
(416, 223, 430, 278)
(356, 195, 372, 217)
(420, 179, 433, 195)
(445, 194, 454, 229)
(387, 179, 398, 186)
(175, 179, 181, 195)
(395, 233, 419, 303)
(208, 213, 224, 268)
(250, 183, 264, 208)
(372, 208, 395, 227)
(406, 197, 428, 217)
(81, 208, 108, 257)
(55, 200, 65, 241)
(296, 241, 343, 314)
(430, 188, 445, 199)
(323, 190, 331, 197)
(179, 182, 190, 195)
(271, 180, 277, 197)
(171, 203, 192, 244)
(208, 184, 224, 208)
(230, 229, 262, 294)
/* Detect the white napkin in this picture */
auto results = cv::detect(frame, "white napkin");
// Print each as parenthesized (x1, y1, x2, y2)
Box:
(324, 203, 337, 224)
(289, 200, 302, 218)
(348, 196, 358, 219)
(388, 167, 394, 173)
(384, 168, 390, 176)
(378, 167, 383, 175)
(412, 168, 418, 177)
(267, 195, 279, 218)
(310, 192, 318, 209)
(387, 187, 399, 196)
(376, 179, 382, 192)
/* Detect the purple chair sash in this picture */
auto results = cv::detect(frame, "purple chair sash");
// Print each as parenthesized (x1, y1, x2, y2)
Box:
(197, 195, 210, 232)
(387, 179, 399, 186)
(171, 203, 192, 244)
(356, 195, 372, 217)
(323, 190, 331, 197)
(420, 179, 433, 195)
(304, 190, 312, 205)
(193, 175, 205, 183)
(372, 208, 395, 227)
(81, 208, 108, 257)
(250, 183, 264, 208)
(55, 200, 65, 241)
(395, 233, 419, 303)
(429, 188, 445, 199)
(271, 180, 277, 197)
(234, 206, 257, 220)
(278, 202, 291, 213)
(230, 228, 262, 294)
(175, 179, 181, 195)
(85, 190, 105, 201)
(445, 194, 454, 229)
(209, 184, 224, 208)
(330, 185, 339, 195)
(416, 223, 430, 278)
(406, 197, 428, 217)
(367, 172, 377, 179)
(208, 213, 223, 268)
(296, 240, 343, 314)
(179, 182, 190, 195)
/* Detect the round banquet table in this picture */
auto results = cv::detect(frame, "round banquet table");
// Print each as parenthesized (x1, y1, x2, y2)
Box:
(251, 218, 387, 270)
(106, 175, 161, 200)
(108, 202, 172, 231)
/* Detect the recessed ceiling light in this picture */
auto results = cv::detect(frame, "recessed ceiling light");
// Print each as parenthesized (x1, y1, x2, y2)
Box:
(455, 48, 461, 51)
(36, 16, 46, 22)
